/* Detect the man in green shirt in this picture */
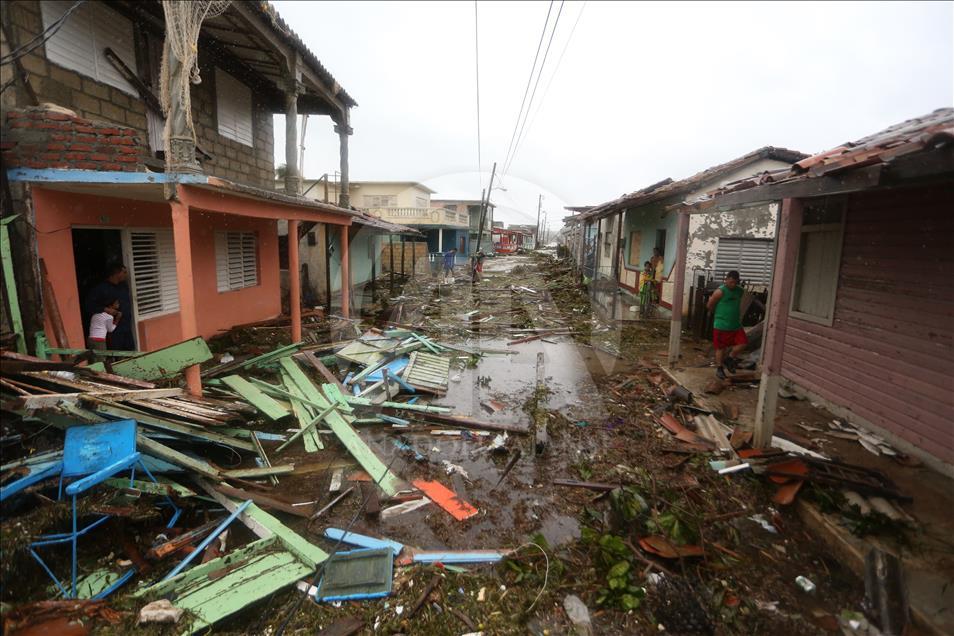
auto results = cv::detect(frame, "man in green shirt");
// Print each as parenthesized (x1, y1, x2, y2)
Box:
(706, 270, 747, 380)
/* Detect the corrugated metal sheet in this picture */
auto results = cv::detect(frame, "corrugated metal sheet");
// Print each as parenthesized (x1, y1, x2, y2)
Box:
(713, 237, 774, 286)
(689, 109, 954, 210)
(780, 184, 954, 465)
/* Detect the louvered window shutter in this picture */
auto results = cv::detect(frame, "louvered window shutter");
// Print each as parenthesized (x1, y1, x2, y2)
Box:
(40, 1, 137, 95)
(129, 230, 180, 318)
(215, 68, 254, 146)
(216, 231, 258, 291)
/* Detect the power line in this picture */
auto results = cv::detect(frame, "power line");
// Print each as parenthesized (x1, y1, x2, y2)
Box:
(501, 1, 554, 175)
(0, 1, 85, 66)
(505, 0, 565, 175)
(474, 0, 482, 189)
(510, 1, 586, 170)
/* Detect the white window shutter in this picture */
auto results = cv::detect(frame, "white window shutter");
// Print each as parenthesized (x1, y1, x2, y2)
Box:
(216, 231, 258, 291)
(41, 1, 137, 95)
(129, 230, 180, 318)
(216, 69, 254, 146)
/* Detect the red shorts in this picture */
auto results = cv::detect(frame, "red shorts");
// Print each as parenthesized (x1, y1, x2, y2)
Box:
(713, 328, 747, 350)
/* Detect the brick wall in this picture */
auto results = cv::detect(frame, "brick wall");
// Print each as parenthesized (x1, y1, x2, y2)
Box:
(1, 0, 276, 190)
(2, 106, 151, 171)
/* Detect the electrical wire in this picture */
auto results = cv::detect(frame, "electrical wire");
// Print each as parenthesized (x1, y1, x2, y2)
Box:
(500, 2, 554, 176)
(505, 0, 565, 176)
(0, 1, 86, 66)
(510, 1, 586, 171)
(474, 0, 483, 189)
(274, 449, 406, 636)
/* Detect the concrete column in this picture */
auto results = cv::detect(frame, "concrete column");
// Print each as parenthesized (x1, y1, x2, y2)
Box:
(667, 211, 690, 363)
(754, 198, 803, 447)
(437, 228, 443, 252)
(170, 193, 201, 395)
(288, 219, 302, 342)
(339, 224, 350, 318)
(283, 83, 302, 195)
(334, 109, 352, 208)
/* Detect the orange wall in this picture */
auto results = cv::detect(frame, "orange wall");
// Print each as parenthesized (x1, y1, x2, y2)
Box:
(33, 188, 281, 351)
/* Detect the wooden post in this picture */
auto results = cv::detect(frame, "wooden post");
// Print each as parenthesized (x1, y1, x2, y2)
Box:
(0, 217, 26, 353)
(170, 192, 201, 395)
(611, 211, 624, 321)
(667, 211, 690, 363)
(339, 224, 350, 318)
(754, 198, 803, 447)
(388, 234, 395, 294)
(288, 219, 302, 342)
(401, 237, 406, 277)
(370, 236, 377, 302)
(324, 225, 332, 314)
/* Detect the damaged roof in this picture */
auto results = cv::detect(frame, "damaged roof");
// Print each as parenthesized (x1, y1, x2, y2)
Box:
(581, 147, 807, 221)
(352, 212, 422, 236)
(685, 108, 954, 211)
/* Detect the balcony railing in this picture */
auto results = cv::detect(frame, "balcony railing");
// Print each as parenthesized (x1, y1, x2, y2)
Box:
(366, 207, 468, 228)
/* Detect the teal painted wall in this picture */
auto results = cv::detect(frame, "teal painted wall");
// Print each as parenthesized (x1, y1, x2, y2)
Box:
(621, 204, 679, 278)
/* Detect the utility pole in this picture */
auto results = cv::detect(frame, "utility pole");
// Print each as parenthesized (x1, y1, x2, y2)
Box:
(535, 194, 542, 249)
(474, 162, 496, 254)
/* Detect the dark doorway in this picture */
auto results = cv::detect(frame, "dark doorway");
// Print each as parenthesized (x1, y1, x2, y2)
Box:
(72, 228, 123, 340)
(655, 228, 667, 254)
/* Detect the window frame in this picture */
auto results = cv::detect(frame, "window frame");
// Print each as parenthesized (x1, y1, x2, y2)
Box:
(788, 200, 847, 326)
(125, 228, 181, 321)
(215, 230, 260, 292)
(40, 0, 138, 95)
(215, 68, 254, 147)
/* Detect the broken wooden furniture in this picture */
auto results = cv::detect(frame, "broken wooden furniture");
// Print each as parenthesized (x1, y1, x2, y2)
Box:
(28, 420, 181, 600)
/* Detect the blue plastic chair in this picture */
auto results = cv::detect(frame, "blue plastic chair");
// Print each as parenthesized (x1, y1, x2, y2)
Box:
(28, 419, 181, 599)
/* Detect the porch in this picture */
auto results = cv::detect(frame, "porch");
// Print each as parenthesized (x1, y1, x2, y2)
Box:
(11, 168, 357, 395)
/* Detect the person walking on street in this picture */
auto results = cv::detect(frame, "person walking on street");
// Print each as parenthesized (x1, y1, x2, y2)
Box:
(442, 248, 457, 282)
(707, 270, 747, 380)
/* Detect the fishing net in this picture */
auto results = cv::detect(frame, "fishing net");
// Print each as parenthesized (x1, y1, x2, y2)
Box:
(159, 0, 231, 166)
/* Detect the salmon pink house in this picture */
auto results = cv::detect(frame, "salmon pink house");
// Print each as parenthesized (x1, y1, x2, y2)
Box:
(0, 0, 360, 394)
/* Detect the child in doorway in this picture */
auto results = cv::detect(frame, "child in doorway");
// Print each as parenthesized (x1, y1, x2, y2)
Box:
(706, 270, 747, 379)
(88, 298, 121, 351)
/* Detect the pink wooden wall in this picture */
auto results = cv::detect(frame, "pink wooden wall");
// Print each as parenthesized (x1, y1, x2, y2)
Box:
(780, 184, 954, 465)
(33, 188, 281, 352)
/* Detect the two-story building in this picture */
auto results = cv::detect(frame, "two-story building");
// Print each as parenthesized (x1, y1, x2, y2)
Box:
(0, 0, 358, 394)
(430, 198, 495, 257)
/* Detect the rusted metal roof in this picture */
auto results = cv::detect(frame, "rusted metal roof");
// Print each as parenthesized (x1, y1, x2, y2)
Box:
(252, 1, 357, 108)
(582, 147, 807, 221)
(685, 108, 954, 211)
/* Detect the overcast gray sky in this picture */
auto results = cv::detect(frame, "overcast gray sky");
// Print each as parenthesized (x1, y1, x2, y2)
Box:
(273, 1, 953, 227)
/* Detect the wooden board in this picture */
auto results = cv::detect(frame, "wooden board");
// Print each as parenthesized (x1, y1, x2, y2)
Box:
(221, 375, 291, 421)
(413, 479, 478, 521)
(402, 351, 451, 394)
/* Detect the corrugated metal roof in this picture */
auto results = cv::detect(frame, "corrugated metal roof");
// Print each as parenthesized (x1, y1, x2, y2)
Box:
(351, 212, 422, 236)
(252, 1, 357, 108)
(582, 147, 807, 221)
(686, 108, 954, 210)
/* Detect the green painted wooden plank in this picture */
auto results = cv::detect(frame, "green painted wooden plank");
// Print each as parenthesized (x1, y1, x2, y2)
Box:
(275, 370, 323, 451)
(0, 217, 26, 353)
(109, 337, 212, 380)
(268, 367, 403, 496)
(221, 375, 290, 421)
(244, 502, 328, 565)
(174, 551, 309, 634)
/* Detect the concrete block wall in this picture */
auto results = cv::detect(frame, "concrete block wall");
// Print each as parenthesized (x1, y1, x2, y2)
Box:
(1, 0, 276, 190)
